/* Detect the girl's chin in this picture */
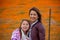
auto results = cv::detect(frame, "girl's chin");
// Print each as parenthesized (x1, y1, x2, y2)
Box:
(23, 30, 27, 32)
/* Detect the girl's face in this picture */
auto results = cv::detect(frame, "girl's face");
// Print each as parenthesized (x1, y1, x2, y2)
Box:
(21, 21, 29, 32)
(30, 10, 38, 22)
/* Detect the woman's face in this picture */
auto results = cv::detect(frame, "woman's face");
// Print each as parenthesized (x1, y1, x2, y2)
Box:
(30, 10, 38, 22)
(21, 21, 29, 32)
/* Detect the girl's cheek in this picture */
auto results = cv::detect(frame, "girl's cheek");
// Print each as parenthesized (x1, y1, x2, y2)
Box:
(27, 27, 29, 29)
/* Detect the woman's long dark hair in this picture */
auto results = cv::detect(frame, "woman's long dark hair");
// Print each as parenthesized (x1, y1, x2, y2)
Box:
(29, 7, 41, 23)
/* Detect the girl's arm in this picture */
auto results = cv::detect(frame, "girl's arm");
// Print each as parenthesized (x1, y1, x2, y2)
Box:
(11, 38, 17, 40)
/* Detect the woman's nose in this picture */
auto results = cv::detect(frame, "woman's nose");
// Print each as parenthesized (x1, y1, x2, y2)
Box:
(31, 15, 34, 17)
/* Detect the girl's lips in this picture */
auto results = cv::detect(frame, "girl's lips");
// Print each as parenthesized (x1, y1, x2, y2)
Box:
(23, 27, 27, 29)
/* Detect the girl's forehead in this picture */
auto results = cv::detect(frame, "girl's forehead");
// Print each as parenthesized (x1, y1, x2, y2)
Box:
(22, 21, 29, 23)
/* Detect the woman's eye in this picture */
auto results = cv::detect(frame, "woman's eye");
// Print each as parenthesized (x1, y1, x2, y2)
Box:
(34, 14, 36, 16)
(30, 14, 32, 15)
(31, 13, 35, 15)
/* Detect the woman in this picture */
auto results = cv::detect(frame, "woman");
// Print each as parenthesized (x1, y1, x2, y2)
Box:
(11, 19, 30, 40)
(29, 7, 45, 40)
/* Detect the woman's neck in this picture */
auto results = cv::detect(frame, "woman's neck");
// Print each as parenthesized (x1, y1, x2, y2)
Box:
(31, 20, 38, 24)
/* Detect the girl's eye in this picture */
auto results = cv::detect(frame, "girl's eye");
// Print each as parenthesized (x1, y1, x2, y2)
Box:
(23, 24, 25, 25)
(22, 23, 29, 25)
(26, 24, 29, 25)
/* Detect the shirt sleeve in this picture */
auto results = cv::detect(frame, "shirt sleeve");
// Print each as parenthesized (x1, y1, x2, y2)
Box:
(37, 23, 45, 40)
(11, 31, 17, 40)
(11, 38, 17, 40)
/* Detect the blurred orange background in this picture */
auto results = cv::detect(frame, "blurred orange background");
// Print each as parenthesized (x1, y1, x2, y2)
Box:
(0, 0, 60, 40)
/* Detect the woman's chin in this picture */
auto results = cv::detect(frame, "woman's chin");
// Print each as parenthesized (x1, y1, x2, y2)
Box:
(31, 20, 36, 23)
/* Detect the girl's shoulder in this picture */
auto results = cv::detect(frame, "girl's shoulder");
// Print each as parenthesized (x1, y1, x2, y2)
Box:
(12, 28, 20, 34)
(11, 28, 20, 40)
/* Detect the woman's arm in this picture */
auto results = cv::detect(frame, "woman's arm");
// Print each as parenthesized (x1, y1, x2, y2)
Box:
(37, 23, 45, 40)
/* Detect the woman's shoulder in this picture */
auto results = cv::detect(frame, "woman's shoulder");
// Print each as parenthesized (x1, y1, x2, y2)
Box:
(36, 22, 42, 26)
(36, 22, 45, 29)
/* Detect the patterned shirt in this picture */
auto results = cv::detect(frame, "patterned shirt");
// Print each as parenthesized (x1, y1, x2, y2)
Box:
(11, 28, 30, 40)
(11, 28, 20, 40)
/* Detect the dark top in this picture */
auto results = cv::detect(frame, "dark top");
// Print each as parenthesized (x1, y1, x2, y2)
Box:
(31, 21, 45, 40)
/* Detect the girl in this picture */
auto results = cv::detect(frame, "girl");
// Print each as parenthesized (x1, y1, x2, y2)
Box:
(11, 19, 30, 40)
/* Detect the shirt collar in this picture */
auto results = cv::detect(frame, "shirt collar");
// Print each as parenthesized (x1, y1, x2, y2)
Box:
(31, 20, 38, 27)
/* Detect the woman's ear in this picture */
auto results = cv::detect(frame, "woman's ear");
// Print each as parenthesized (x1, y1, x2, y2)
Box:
(38, 17, 39, 19)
